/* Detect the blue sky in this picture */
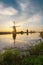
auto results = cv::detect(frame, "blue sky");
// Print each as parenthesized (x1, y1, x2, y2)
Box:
(0, 0, 43, 31)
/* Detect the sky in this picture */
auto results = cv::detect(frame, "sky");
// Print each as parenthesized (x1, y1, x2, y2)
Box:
(0, 0, 43, 32)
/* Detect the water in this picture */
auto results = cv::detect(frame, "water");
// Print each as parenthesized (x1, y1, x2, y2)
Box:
(0, 33, 43, 51)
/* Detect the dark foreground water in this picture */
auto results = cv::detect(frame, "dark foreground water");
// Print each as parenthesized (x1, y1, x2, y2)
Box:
(0, 33, 43, 51)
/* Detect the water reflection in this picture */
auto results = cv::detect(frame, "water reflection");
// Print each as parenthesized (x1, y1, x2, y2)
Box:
(12, 32, 29, 44)
(12, 33, 43, 46)
(0, 33, 43, 51)
(13, 33, 16, 44)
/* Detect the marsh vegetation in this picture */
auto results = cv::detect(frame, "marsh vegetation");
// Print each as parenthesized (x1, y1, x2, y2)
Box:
(0, 42, 43, 65)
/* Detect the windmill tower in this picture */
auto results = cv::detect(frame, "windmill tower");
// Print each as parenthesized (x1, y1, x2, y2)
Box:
(13, 21, 16, 34)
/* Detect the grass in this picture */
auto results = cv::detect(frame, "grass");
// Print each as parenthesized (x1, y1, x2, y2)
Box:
(29, 42, 43, 55)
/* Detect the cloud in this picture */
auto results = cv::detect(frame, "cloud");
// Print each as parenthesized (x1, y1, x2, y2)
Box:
(0, 3, 19, 27)
(19, 2, 28, 11)
(29, 0, 43, 14)
(0, 4, 18, 15)
(16, 13, 41, 28)
(27, 14, 41, 22)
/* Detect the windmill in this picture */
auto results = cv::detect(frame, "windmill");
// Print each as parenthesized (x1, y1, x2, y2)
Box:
(11, 21, 20, 40)
(13, 21, 16, 34)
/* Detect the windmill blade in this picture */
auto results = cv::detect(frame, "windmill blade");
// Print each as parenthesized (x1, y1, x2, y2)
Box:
(10, 21, 20, 28)
(10, 26, 20, 28)
(10, 26, 13, 28)
(15, 26, 20, 27)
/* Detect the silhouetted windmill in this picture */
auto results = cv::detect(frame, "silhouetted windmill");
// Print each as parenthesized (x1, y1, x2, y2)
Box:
(10, 21, 20, 40)
(13, 21, 16, 34)
(13, 21, 20, 33)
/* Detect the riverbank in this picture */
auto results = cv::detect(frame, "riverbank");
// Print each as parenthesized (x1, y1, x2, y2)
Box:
(0, 42, 43, 65)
